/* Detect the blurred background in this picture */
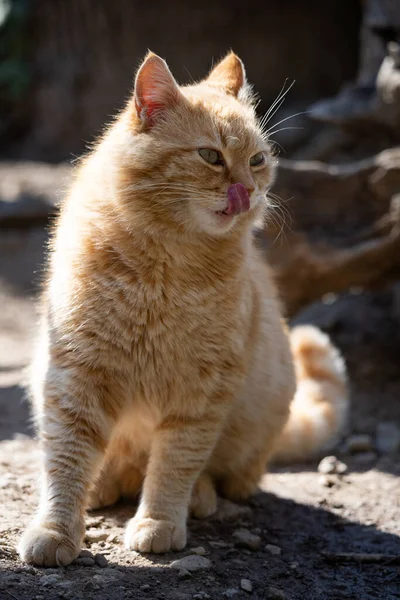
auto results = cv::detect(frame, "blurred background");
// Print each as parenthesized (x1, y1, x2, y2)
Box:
(0, 2, 400, 596)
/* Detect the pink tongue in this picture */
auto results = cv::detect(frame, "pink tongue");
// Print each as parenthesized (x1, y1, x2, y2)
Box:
(226, 183, 250, 215)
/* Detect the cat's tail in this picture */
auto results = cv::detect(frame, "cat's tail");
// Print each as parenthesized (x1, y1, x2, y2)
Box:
(272, 325, 348, 463)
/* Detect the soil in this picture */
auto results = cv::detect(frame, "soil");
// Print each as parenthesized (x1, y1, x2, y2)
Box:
(0, 225, 399, 600)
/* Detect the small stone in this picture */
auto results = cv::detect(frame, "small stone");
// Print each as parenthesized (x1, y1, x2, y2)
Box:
(178, 568, 192, 579)
(171, 555, 212, 572)
(86, 516, 105, 528)
(140, 584, 151, 591)
(318, 474, 336, 487)
(224, 590, 239, 598)
(265, 544, 281, 555)
(107, 533, 120, 543)
(214, 499, 253, 522)
(346, 434, 373, 453)
(94, 553, 108, 568)
(290, 561, 299, 569)
(353, 451, 377, 464)
(41, 574, 62, 585)
(79, 549, 94, 558)
(376, 422, 400, 453)
(73, 556, 95, 566)
(189, 546, 207, 556)
(232, 529, 261, 551)
(34, 596, 44, 600)
(85, 529, 109, 543)
(193, 593, 211, 599)
(317, 455, 347, 475)
(240, 578, 253, 592)
(266, 587, 285, 599)
(209, 540, 231, 549)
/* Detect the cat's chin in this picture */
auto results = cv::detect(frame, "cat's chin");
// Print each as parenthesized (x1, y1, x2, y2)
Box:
(193, 208, 238, 236)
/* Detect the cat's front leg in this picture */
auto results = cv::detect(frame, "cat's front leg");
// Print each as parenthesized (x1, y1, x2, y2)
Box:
(125, 407, 225, 553)
(19, 367, 117, 567)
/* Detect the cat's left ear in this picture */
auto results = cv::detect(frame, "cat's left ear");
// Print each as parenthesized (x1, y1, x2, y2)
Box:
(206, 52, 247, 97)
(134, 52, 182, 127)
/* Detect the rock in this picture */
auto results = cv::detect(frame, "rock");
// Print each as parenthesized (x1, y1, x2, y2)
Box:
(317, 456, 347, 475)
(171, 555, 212, 572)
(79, 549, 94, 558)
(209, 541, 231, 549)
(140, 584, 151, 591)
(85, 529, 109, 543)
(266, 587, 286, 599)
(41, 574, 63, 585)
(193, 593, 211, 599)
(346, 434, 373, 453)
(86, 516, 105, 528)
(107, 533, 120, 543)
(214, 499, 253, 522)
(376, 422, 400, 453)
(177, 568, 191, 579)
(233, 529, 261, 551)
(73, 556, 95, 566)
(223, 590, 239, 598)
(265, 544, 281, 555)
(319, 474, 336, 487)
(240, 578, 253, 592)
(94, 553, 108, 568)
(189, 546, 207, 556)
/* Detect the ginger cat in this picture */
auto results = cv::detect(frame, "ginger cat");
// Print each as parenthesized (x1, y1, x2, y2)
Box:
(19, 52, 347, 567)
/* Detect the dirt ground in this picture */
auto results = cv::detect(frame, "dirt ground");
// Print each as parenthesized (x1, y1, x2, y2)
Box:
(0, 225, 399, 600)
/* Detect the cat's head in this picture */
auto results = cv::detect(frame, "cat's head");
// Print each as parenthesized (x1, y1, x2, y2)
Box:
(116, 52, 275, 237)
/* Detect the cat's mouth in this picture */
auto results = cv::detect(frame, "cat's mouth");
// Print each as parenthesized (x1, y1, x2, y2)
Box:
(215, 183, 251, 219)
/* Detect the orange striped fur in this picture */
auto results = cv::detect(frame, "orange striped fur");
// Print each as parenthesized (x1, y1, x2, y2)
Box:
(19, 53, 348, 567)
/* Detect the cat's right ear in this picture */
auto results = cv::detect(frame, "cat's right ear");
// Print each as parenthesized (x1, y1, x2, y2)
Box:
(133, 52, 181, 128)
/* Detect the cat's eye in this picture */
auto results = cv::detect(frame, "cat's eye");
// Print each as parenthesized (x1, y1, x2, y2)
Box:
(249, 152, 265, 167)
(198, 148, 224, 166)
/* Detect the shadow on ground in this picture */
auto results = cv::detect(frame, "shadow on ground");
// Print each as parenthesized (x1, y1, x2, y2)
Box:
(1, 491, 399, 600)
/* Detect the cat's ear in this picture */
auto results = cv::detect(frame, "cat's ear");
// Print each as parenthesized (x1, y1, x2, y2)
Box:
(134, 52, 181, 127)
(206, 52, 246, 97)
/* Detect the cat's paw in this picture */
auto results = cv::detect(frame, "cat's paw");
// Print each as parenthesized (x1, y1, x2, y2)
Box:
(19, 526, 80, 567)
(190, 475, 218, 519)
(124, 516, 186, 553)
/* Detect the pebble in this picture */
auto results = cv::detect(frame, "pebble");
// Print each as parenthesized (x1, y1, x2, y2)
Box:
(41, 574, 63, 585)
(193, 593, 211, 599)
(224, 589, 239, 598)
(86, 516, 105, 528)
(85, 529, 109, 543)
(94, 553, 108, 568)
(232, 529, 261, 551)
(107, 533, 120, 543)
(346, 434, 373, 453)
(376, 422, 400, 453)
(265, 543, 281, 555)
(266, 587, 285, 599)
(189, 546, 207, 556)
(240, 578, 253, 592)
(73, 556, 95, 566)
(318, 474, 336, 487)
(79, 549, 94, 558)
(317, 455, 347, 475)
(171, 555, 212, 572)
(214, 499, 253, 522)
(140, 584, 151, 591)
(178, 568, 192, 579)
